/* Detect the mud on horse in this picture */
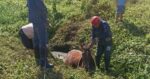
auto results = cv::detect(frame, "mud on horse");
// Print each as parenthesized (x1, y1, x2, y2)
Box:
(64, 44, 96, 72)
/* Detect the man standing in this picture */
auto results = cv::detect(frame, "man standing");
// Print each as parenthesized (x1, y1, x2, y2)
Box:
(88, 16, 112, 71)
(27, 0, 53, 68)
(116, 0, 126, 23)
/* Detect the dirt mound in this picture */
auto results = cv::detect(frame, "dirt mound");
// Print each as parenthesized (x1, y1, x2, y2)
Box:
(49, 20, 91, 52)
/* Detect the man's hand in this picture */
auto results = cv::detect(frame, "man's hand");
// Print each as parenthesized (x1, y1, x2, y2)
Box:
(87, 40, 95, 49)
(87, 43, 92, 49)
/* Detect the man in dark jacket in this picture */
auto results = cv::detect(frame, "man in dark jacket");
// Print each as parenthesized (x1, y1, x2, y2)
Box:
(88, 16, 112, 71)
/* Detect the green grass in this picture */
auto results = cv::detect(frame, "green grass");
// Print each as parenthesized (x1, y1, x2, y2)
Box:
(0, 0, 150, 79)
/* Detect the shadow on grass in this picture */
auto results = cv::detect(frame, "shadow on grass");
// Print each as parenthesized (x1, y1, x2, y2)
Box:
(119, 20, 146, 37)
(105, 64, 128, 78)
(37, 68, 63, 79)
(104, 59, 136, 78)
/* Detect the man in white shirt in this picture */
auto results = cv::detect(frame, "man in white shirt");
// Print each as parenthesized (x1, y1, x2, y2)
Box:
(19, 23, 33, 49)
(19, 23, 53, 68)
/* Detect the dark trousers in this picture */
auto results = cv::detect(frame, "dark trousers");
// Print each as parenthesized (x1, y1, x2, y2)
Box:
(27, 0, 49, 67)
(19, 29, 33, 49)
(95, 42, 112, 70)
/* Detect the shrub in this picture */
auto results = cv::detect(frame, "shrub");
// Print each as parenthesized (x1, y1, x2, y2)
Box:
(81, 0, 114, 20)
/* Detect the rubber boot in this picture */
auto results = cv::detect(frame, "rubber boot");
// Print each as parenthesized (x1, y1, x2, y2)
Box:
(40, 58, 54, 69)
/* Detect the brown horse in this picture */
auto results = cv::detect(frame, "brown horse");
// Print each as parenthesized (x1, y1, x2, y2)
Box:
(64, 44, 96, 72)
(51, 44, 96, 72)
(64, 49, 82, 68)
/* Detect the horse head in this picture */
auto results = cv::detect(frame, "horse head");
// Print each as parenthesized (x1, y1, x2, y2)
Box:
(79, 43, 96, 72)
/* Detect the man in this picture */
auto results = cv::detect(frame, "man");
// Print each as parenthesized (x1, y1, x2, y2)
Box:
(88, 16, 112, 71)
(19, 23, 33, 49)
(19, 23, 53, 68)
(27, 0, 53, 68)
(116, 0, 126, 23)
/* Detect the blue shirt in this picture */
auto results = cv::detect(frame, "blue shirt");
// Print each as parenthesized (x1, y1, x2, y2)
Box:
(117, 0, 126, 6)
(91, 20, 112, 43)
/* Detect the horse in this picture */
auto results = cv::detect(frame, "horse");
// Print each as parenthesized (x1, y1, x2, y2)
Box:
(51, 44, 96, 72)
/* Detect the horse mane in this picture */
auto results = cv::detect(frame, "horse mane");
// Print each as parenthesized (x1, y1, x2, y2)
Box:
(80, 48, 96, 72)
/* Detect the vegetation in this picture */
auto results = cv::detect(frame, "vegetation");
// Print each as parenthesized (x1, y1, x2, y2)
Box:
(0, 0, 150, 79)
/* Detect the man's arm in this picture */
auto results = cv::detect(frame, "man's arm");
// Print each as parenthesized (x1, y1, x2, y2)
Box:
(88, 38, 95, 49)
(88, 27, 96, 49)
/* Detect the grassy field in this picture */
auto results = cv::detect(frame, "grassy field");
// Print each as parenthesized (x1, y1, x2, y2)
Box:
(0, 0, 150, 79)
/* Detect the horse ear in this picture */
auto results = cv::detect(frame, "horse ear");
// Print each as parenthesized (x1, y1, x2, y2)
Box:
(80, 43, 84, 51)
(80, 43, 89, 52)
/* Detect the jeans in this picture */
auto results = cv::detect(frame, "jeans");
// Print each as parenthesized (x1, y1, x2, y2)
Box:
(27, 0, 49, 67)
(117, 5, 125, 14)
(95, 41, 112, 70)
